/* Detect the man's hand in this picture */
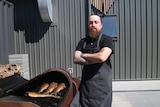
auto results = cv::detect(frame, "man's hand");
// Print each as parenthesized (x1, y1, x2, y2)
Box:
(73, 51, 87, 65)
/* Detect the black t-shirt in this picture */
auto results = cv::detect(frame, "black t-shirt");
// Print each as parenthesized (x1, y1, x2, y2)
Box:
(75, 34, 114, 68)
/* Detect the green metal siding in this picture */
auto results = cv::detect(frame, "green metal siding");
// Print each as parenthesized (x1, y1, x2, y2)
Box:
(108, 0, 160, 80)
(10, 0, 87, 78)
(8, 0, 160, 80)
(0, 0, 14, 64)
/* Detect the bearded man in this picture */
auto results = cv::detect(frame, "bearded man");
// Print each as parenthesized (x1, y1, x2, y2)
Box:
(70, 14, 114, 107)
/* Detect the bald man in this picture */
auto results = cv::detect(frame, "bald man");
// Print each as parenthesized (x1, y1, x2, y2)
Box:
(70, 14, 114, 107)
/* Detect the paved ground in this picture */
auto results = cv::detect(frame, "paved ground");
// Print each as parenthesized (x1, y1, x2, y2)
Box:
(112, 80, 160, 107)
(112, 91, 160, 107)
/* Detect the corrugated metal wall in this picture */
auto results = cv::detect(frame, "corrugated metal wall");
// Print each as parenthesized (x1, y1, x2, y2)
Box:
(107, 0, 160, 80)
(0, 0, 14, 64)
(8, 0, 160, 80)
(10, 0, 88, 78)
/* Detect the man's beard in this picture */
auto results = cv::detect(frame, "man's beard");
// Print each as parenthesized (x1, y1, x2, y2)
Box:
(89, 28, 100, 38)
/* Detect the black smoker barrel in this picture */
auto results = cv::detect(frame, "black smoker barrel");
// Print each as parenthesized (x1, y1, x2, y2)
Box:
(0, 68, 80, 107)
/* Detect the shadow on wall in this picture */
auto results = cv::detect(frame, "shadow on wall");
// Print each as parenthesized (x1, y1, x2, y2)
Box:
(10, 0, 51, 43)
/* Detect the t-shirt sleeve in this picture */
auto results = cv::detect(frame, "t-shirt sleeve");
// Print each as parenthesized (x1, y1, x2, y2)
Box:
(75, 39, 84, 51)
(101, 35, 114, 54)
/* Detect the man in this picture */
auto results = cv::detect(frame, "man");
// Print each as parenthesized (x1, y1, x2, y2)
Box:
(70, 14, 114, 107)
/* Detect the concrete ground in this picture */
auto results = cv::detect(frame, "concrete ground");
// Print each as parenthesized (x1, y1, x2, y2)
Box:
(112, 80, 160, 107)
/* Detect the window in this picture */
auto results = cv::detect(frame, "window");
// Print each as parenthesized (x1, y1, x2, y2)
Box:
(102, 15, 117, 38)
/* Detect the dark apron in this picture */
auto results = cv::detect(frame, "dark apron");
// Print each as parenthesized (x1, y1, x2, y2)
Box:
(70, 34, 112, 107)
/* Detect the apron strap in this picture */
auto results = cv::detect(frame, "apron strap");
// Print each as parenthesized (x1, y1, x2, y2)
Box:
(96, 33, 102, 49)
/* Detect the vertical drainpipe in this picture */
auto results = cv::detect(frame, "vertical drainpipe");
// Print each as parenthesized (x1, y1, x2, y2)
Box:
(85, 0, 90, 36)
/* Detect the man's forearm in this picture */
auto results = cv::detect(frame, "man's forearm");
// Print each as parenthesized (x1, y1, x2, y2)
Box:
(81, 53, 101, 64)
(74, 51, 88, 65)
(74, 56, 86, 65)
(81, 47, 112, 64)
